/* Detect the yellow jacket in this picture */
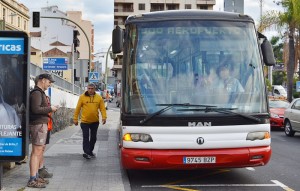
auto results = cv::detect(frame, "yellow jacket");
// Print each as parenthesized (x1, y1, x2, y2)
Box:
(73, 92, 107, 124)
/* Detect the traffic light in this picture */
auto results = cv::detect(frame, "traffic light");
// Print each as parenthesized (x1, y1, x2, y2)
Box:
(32, 12, 40, 28)
(112, 70, 117, 77)
(74, 69, 80, 81)
(73, 30, 80, 52)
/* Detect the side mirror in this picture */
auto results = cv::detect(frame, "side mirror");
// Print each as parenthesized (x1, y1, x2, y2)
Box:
(261, 39, 276, 66)
(112, 26, 123, 54)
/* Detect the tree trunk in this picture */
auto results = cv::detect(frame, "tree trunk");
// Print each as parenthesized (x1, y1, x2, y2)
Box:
(287, 27, 295, 102)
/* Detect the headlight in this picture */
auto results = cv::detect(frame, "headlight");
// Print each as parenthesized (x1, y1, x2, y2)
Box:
(270, 113, 280, 118)
(123, 133, 153, 142)
(246, 132, 270, 141)
(131, 134, 140, 142)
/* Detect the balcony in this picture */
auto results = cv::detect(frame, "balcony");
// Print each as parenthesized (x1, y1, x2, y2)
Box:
(114, 8, 134, 12)
(196, 0, 216, 5)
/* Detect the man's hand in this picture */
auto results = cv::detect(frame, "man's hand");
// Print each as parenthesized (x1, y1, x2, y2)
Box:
(51, 105, 59, 112)
(102, 119, 106, 125)
(73, 120, 78, 126)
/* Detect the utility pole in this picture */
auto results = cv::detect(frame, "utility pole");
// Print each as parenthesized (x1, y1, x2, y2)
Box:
(72, 43, 75, 94)
(104, 44, 112, 90)
(259, 0, 263, 22)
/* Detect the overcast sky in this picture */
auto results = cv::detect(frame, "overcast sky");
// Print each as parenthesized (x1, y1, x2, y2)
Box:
(18, 0, 283, 68)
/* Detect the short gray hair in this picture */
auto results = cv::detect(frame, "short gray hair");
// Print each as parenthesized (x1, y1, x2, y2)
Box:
(87, 83, 96, 88)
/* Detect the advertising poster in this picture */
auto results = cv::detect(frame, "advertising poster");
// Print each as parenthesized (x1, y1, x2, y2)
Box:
(0, 31, 28, 161)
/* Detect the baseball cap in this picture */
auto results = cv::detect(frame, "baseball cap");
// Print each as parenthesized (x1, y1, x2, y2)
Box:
(38, 73, 55, 83)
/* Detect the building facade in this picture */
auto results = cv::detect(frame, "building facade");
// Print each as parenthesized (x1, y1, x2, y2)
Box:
(224, 0, 244, 14)
(29, 6, 94, 88)
(0, 0, 30, 32)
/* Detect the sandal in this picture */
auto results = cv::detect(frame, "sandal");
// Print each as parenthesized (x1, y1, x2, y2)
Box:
(36, 177, 49, 184)
(27, 179, 46, 188)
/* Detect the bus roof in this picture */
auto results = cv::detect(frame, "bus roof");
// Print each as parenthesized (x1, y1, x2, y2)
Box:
(126, 10, 254, 24)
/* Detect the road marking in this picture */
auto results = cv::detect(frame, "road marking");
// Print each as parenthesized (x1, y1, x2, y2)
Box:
(142, 180, 294, 190)
(163, 169, 230, 185)
(271, 180, 295, 191)
(245, 167, 255, 171)
(163, 185, 199, 191)
(152, 169, 229, 191)
(142, 183, 281, 188)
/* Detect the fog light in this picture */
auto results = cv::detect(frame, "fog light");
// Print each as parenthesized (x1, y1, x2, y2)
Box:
(135, 157, 150, 162)
(251, 155, 264, 159)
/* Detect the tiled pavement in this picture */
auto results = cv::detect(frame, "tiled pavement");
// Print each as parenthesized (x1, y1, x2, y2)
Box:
(2, 109, 130, 191)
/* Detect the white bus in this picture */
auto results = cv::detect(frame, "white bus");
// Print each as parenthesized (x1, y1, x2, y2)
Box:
(112, 10, 275, 169)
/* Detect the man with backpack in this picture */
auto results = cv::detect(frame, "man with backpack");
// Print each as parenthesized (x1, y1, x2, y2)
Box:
(28, 73, 59, 188)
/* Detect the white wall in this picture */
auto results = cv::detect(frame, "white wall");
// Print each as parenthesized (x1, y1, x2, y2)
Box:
(47, 87, 79, 109)
(30, 78, 79, 109)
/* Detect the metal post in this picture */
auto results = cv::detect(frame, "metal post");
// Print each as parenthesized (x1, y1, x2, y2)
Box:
(0, 163, 3, 190)
(104, 44, 112, 90)
(72, 43, 75, 94)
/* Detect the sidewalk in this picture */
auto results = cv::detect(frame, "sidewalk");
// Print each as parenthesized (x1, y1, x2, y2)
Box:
(2, 109, 130, 191)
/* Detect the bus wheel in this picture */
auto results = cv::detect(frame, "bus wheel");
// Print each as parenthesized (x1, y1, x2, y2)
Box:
(284, 120, 295, 137)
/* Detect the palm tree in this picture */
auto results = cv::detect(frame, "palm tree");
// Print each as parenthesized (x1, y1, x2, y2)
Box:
(282, 0, 300, 102)
(259, 0, 300, 102)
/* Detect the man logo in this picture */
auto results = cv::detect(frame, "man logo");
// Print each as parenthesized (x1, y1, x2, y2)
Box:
(196, 137, 205, 145)
(188, 122, 211, 126)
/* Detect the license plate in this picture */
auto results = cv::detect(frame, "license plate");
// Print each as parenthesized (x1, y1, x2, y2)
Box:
(183, 156, 216, 164)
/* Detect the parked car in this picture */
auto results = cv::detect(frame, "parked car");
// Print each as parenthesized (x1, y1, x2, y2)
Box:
(272, 85, 287, 98)
(284, 98, 300, 136)
(269, 98, 290, 129)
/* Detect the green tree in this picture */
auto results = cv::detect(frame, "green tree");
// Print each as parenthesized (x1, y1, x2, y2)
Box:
(273, 70, 287, 85)
(270, 36, 284, 62)
(260, 0, 300, 102)
(281, 0, 300, 102)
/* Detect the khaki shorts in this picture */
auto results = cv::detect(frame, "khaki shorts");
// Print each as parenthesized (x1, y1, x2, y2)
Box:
(29, 124, 48, 146)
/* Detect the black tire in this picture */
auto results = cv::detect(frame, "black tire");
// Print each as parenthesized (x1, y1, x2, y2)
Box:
(284, 120, 295, 137)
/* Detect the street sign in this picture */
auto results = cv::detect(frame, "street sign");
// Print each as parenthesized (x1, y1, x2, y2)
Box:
(43, 57, 68, 70)
(296, 81, 300, 92)
(89, 72, 99, 83)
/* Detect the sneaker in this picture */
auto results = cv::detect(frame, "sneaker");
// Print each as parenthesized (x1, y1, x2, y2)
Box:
(38, 167, 53, 178)
(83, 153, 91, 159)
(36, 177, 49, 184)
(27, 179, 46, 188)
(90, 152, 96, 158)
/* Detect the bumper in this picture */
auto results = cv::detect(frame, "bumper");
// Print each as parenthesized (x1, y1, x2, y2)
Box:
(121, 146, 272, 170)
(270, 118, 284, 128)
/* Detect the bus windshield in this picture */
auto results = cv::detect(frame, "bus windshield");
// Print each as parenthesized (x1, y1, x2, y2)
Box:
(123, 20, 267, 115)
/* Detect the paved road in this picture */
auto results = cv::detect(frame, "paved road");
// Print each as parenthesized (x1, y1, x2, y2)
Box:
(2, 108, 129, 191)
(127, 130, 299, 191)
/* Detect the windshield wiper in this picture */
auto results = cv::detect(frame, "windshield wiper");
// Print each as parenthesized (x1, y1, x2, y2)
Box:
(177, 107, 261, 123)
(139, 103, 216, 125)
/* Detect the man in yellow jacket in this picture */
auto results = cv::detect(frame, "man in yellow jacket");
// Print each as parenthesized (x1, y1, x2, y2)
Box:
(73, 83, 107, 159)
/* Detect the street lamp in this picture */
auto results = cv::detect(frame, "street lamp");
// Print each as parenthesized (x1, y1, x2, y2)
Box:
(104, 44, 112, 90)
